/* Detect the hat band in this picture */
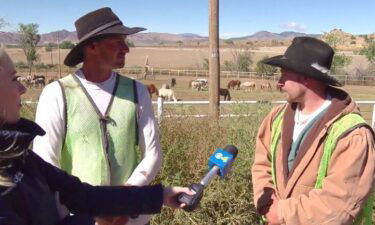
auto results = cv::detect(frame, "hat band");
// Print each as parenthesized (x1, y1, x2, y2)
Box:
(79, 20, 122, 41)
(311, 62, 330, 74)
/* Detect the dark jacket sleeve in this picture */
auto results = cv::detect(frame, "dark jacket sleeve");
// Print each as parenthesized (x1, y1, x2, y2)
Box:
(27, 151, 163, 217)
(0, 199, 27, 225)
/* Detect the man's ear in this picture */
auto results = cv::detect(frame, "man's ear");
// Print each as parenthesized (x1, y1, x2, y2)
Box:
(299, 75, 311, 86)
(83, 42, 99, 57)
(85, 42, 96, 52)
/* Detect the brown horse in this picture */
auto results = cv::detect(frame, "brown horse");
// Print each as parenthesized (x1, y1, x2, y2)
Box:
(219, 88, 231, 101)
(171, 77, 176, 87)
(146, 84, 159, 98)
(227, 80, 241, 90)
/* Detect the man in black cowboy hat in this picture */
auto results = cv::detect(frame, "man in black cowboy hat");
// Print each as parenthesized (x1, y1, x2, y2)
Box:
(33, 7, 162, 225)
(251, 37, 374, 224)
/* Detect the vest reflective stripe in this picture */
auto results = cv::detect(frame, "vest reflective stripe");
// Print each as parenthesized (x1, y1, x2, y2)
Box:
(270, 107, 285, 186)
(59, 74, 138, 186)
(270, 109, 372, 224)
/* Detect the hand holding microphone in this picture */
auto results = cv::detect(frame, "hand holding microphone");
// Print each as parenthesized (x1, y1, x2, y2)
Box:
(178, 144, 239, 211)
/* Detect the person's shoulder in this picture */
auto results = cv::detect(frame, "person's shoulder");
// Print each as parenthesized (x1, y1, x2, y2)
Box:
(116, 74, 150, 99)
(269, 103, 287, 117)
(39, 79, 63, 97)
(116, 74, 145, 87)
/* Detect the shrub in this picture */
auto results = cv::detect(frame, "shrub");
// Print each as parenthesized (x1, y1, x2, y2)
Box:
(222, 60, 236, 71)
(14, 61, 29, 69)
(59, 40, 75, 49)
(34, 63, 55, 69)
(127, 40, 135, 47)
(255, 56, 277, 77)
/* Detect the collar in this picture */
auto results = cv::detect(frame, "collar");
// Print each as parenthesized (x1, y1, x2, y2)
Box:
(0, 118, 45, 159)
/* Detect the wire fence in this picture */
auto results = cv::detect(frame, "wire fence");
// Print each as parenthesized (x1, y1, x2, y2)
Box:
(118, 67, 375, 86)
(152, 99, 375, 128)
(17, 67, 375, 86)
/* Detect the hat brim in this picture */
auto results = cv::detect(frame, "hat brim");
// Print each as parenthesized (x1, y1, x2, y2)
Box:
(263, 55, 342, 87)
(64, 24, 146, 67)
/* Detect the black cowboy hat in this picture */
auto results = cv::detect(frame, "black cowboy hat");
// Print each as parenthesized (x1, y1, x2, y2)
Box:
(263, 37, 342, 87)
(64, 7, 146, 67)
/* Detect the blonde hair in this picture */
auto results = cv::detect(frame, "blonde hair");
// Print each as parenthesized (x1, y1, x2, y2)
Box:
(0, 49, 12, 73)
(0, 49, 13, 126)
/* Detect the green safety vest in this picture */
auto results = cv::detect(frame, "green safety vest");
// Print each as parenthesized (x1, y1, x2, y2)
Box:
(58, 74, 138, 186)
(270, 107, 373, 225)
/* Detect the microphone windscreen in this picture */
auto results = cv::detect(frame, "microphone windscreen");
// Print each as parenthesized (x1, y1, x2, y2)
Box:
(224, 144, 238, 159)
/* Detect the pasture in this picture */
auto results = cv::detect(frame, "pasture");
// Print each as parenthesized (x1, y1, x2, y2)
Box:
(22, 73, 375, 102)
(14, 45, 375, 224)
(22, 73, 375, 123)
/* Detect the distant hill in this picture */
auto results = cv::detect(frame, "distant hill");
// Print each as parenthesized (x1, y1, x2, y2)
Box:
(0, 31, 19, 44)
(129, 32, 207, 46)
(39, 29, 73, 44)
(0, 30, 208, 46)
(229, 31, 320, 41)
(0, 29, 373, 49)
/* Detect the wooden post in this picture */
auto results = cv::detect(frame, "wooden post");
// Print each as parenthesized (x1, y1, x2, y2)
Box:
(157, 97, 164, 122)
(209, 0, 220, 120)
(57, 32, 62, 79)
(372, 104, 375, 129)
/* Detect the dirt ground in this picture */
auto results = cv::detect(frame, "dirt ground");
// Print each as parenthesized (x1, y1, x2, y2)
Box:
(5, 46, 369, 73)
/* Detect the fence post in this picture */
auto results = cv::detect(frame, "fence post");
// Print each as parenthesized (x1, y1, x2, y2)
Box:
(157, 97, 164, 122)
(372, 104, 375, 130)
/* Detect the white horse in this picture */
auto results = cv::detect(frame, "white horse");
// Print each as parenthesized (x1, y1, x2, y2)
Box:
(158, 88, 177, 102)
(240, 81, 256, 92)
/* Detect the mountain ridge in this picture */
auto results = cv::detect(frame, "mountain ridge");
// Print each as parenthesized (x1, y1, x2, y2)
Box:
(0, 29, 372, 48)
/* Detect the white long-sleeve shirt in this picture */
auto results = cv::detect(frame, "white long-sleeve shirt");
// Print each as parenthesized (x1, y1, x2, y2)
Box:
(33, 70, 162, 225)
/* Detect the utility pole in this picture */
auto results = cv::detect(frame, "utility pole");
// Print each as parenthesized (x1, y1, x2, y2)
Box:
(208, 0, 220, 119)
(57, 32, 62, 78)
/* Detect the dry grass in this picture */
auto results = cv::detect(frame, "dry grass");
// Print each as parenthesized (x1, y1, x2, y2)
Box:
(4, 46, 370, 73)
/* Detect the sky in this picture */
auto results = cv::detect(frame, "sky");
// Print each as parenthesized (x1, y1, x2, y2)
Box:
(1, 0, 375, 38)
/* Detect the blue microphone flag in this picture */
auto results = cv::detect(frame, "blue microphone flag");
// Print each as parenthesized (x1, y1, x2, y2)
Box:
(208, 148, 234, 177)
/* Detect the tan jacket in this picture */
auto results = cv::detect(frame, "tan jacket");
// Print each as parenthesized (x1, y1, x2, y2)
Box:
(252, 87, 375, 225)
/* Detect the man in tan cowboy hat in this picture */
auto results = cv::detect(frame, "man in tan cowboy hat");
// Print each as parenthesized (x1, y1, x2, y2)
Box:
(251, 37, 374, 225)
(33, 7, 162, 225)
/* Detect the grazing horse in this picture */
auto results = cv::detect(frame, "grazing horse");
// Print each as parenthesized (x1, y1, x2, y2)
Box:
(30, 78, 45, 88)
(219, 88, 231, 101)
(47, 78, 55, 84)
(171, 78, 176, 87)
(159, 88, 177, 102)
(260, 82, 272, 90)
(146, 84, 158, 98)
(227, 80, 241, 90)
(161, 83, 170, 89)
(240, 81, 256, 92)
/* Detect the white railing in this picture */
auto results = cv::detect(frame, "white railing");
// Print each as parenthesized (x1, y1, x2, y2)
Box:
(118, 67, 375, 86)
(22, 67, 375, 86)
(153, 98, 375, 129)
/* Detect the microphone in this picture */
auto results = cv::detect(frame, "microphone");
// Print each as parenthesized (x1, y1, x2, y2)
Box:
(178, 144, 238, 211)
